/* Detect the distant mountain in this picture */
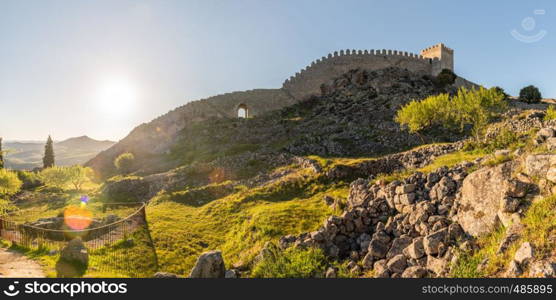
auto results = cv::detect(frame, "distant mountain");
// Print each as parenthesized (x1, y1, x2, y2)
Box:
(4, 136, 116, 170)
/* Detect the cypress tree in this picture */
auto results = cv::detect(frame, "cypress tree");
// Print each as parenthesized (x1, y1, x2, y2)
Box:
(43, 135, 55, 168)
(0, 137, 4, 169)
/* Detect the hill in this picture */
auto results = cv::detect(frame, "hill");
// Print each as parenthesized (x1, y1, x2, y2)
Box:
(4, 136, 115, 170)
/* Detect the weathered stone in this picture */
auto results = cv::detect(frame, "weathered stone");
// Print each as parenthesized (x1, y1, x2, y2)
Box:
(60, 238, 89, 267)
(423, 228, 447, 255)
(386, 236, 413, 259)
(225, 269, 239, 278)
(505, 260, 522, 277)
(537, 127, 555, 140)
(189, 250, 226, 278)
(401, 266, 427, 278)
(404, 237, 425, 259)
(547, 168, 556, 183)
(529, 260, 556, 278)
(386, 254, 407, 274)
(546, 137, 556, 151)
(153, 272, 180, 278)
(373, 259, 389, 278)
(456, 162, 516, 237)
(398, 193, 416, 205)
(396, 184, 416, 194)
(367, 239, 389, 259)
(499, 197, 520, 213)
(524, 154, 556, 178)
(514, 242, 534, 265)
(426, 255, 447, 276)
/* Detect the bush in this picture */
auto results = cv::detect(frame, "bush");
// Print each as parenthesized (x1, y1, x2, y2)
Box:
(435, 69, 457, 87)
(251, 245, 328, 278)
(519, 85, 542, 103)
(0, 169, 23, 196)
(492, 86, 509, 99)
(40, 166, 71, 189)
(16, 170, 43, 190)
(67, 166, 94, 191)
(114, 153, 135, 175)
(545, 105, 556, 121)
(396, 87, 507, 141)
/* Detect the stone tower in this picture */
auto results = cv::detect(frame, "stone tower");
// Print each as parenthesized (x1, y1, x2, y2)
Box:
(420, 43, 454, 76)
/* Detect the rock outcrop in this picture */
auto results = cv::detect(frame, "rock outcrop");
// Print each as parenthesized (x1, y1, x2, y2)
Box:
(189, 250, 226, 278)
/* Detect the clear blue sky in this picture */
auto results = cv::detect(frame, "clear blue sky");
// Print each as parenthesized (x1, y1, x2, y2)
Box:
(1, 0, 555, 141)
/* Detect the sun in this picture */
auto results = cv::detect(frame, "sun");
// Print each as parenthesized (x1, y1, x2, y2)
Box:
(97, 77, 137, 116)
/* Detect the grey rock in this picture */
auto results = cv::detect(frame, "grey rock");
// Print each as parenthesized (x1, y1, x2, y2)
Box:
(189, 250, 226, 278)
(401, 266, 427, 278)
(386, 254, 407, 274)
(514, 242, 534, 265)
(60, 238, 89, 267)
(423, 228, 448, 256)
(404, 237, 425, 259)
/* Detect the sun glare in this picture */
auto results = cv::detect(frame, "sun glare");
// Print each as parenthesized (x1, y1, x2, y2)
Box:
(97, 77, 136, 116)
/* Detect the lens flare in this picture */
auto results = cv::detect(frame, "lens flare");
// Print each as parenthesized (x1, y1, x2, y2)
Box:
(80, 195, 89, 205)
(64, 205, 93, 230)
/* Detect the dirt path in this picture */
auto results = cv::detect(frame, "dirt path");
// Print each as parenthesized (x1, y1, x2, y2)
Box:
(0, 248, 45, 278)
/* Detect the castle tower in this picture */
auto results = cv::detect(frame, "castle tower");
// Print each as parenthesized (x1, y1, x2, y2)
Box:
(420, 43, 454, 76)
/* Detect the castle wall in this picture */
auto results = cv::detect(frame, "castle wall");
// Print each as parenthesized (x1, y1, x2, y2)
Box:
(282, 49, 435, 100)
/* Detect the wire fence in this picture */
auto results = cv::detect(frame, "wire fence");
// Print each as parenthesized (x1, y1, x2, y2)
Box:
(0, 202, 159, 277)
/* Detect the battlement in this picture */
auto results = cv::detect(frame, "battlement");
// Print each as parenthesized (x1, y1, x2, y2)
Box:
(282, 43, 454, 100)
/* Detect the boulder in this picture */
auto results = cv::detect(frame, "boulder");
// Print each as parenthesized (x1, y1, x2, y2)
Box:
(225, 269, 239, 278)
(524, 154, 556, 178)
(423, 228, 447, 256)
(386, 236, 412, 259)
(373, 259, 390, 278)
(426, 255, 447, 276)
(514, 242, 534, 265)
(386, 254, 407, 274)
(404, 237, 425, 259)
(189, 250, 226, 278)
(456, 162, 516, 237)
(60, 238, 89, 267)
(401, 266, 427, 278)
(529, 260, 556, 278)
(153, 272, 180, 278)
(367, 239, 389, 259)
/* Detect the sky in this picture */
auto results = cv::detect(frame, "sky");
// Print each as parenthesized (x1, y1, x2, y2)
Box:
(1, 0, 556, 141)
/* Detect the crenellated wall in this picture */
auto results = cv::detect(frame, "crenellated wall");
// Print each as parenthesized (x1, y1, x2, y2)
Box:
(281, 48, 441, 100)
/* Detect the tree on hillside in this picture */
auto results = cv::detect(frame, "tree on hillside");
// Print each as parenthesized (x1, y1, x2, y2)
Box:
(0, 137, 4, 169)
(114, 152, 135, 175)
(67, 165, 93, 191)
(519, 85, 542, 103)
(39, 166, 70, 189)
(43, 135, 55, 168)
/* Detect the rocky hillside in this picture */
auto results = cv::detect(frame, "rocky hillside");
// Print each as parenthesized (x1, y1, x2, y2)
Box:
(88, 67, 461, 179)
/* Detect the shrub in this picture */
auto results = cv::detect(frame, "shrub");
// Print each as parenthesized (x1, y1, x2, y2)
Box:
(396, 87, 507, 141)
(251, 245, 328, 278)
(492, 86, 509, 99)
(40, 166, 71, 189)
(16, 170, 43, 190)
(545, 105, 556, 121)
(435, 69, 457, 87)
(519, 85, 542, 103)
(0, 169, 23, 196)
(67, 166, 94, 191)
(114, 153, 135, 175)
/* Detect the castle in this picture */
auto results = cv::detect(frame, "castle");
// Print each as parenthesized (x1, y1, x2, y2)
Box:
(87, 43, 466, 175)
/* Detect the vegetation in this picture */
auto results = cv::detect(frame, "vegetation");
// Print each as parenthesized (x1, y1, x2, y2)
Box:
(39, 166, 93, 190)
(0, 137, 4, 169)
(519, 85, 542, 104)
(114, 153, 135, 175)
(395, 87, 507, 141)
(492, 86, 509, 99)
(435, 68, 457, 87)
(545, 105, 556, 121)
(43, 135, 55, 168)
(0, 169, 23, 196)
(252, 245, 336, 278)
(451, 195, 556, 277)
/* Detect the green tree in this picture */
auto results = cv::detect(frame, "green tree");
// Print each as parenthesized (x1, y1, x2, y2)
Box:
(43, 135, 55, 168)
(519, 85, 542, 103)
(435, 69, 457, 87)
(67, 165, 93, 191)
(396, 87, 507, 142)
(0, 137, 4, 169)
(39, 166, 71, 189)
(114, 152, 135, 174)
(0, 169, 22, 196)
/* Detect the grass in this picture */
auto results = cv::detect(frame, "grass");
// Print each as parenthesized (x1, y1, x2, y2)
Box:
(451, 195, 556, 277)
(251, 245, 351, 278)
(147, 173, 348, 276)
(545, 105, 556, 121)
